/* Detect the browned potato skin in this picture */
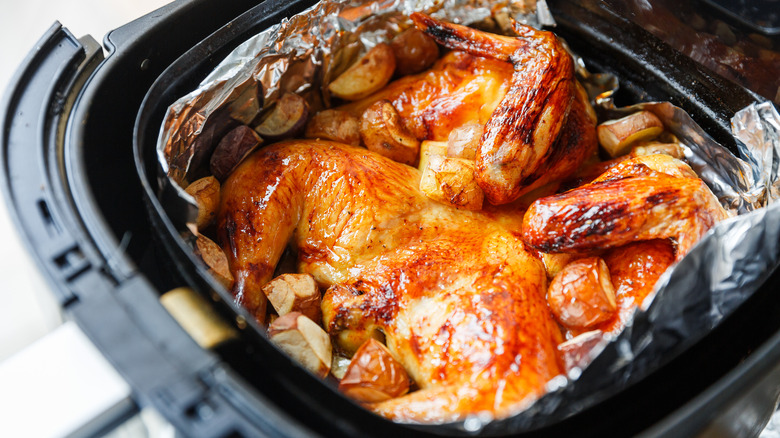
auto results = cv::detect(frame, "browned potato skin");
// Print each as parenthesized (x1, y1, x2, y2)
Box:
(262, 273, 322, 323)
(305, 109, 361, 146)
(329, 44, 396, 101)
(359, 100, 420, 165)
(417, 140, 447, 173)
(195, 234, 235, 291)
(597, 111, 664, 157)
(185, 176, 220, 230)
(630, 141, 684, 159)
(255, 92, 309, 141)
(547, 257, 616, 330)
(210, 125, 263, 181)
(269, 312, 332, 378)
(420, 156, 484, 210)
(339, 338, 410, 403)
(390, 28, 440, 76)
(446, 123, 482, 160)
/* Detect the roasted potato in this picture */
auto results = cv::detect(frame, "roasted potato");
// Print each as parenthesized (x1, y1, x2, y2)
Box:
(331, 354, 352, 380)
(446, 122, 483, 160)
(420, 155, 484, 210)
(390, 28, 439, 76)
(417, 140, 447, 173)
(630, 141, 685, 159)
(359, 100, 420, 165)
(329, 43, 396, 101)
(540, 252, 581, 280)
(262, 273, 322, 323)
(269, 312, 332, 378)
(338, 338, 410, 402)
(195, 234, 234, 290)
(185, 176, 220, 230)
(255, 92, 309, 141)
(597, 110, 664, 157)
(305, 109, 361, 146)
(547, 257, 617, 329)
(210, 125, 263, 181)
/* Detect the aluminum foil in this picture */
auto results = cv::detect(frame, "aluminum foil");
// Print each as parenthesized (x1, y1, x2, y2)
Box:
(158, 0, 549, 187)
(154, 0, 780, 432)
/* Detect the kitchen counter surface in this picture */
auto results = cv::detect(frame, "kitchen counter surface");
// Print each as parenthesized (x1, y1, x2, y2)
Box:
(0, 0, 171, 362)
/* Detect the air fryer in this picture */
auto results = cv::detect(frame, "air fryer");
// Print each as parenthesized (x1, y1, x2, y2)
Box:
(2, 0, 780, 436)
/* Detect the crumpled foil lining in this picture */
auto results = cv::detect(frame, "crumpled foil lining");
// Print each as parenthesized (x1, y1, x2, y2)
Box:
(154, 0, 780, 432)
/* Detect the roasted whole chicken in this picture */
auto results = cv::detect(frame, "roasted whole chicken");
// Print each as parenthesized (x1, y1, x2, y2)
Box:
(219, 140, 564, 421)
(204, 13, 728, 424)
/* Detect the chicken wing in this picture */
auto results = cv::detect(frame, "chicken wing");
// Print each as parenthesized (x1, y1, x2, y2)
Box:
(411, 13, 577, 204)
(217, 140, 564, 422)
(521, 155, 728, 260)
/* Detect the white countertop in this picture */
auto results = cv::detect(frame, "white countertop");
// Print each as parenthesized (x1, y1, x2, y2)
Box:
(0, 0, 172, 362)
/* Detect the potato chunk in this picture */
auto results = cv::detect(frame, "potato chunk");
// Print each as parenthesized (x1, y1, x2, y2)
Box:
(338, 338, 410, 403)
(262, 273, 322, 323)
(255, 92, 309, 141)
(305, 109, 360, 146)
(195, 234, 234, 290)
(329, 43, 396, 101)
(360, 100, 420, 165)
(630, 141, 685, 159)
(185, 176, 220, 230)
(547, 257, 617, 329)
(417, 140, 447, 173)
(597, 111, 664, 157)
(210, 125, 263, 181)
(269, 312, 332, 378)
(420, 155, 484, 210)
(446, 122, 483, 160)
(390, 28, 439, 76)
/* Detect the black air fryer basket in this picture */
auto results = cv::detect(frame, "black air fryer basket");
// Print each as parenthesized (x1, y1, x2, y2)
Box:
(2, 0, 780, 436)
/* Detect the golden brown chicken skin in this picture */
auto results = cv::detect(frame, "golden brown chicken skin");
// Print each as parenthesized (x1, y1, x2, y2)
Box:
(521, 156, 728, 260)
(411, 13, 577, 205)
(217, 140, 564, 422)
(339, 50, 515, 142)
(337, 15, 591, 206)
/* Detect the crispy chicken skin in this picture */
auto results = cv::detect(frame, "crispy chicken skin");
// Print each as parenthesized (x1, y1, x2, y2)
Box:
(217, 140, 564, 422)
(339, 50, 515, 142)
(338, 15, 590, 206)
(411, 13, 577, 204)
(522, 155, 728, 260)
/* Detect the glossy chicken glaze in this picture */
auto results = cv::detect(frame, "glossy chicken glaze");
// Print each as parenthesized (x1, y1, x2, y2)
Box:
(522, 155, 729, 261)
(217, 140, 564, 422)
(411, 13, 576, 205)
(339, 50, 515, 142)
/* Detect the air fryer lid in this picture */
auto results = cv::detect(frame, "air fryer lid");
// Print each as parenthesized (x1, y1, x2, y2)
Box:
(134, 0, 780, 436)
